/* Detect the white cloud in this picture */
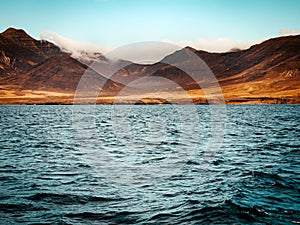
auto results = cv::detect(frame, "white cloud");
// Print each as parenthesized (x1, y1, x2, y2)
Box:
(105, 42, 180, 64)
(40, 29, 299, 63)
(40, 31, 110, 60)
(163, 38, 264, 53)
(164, 29, 300, 53)
(278, 28, 300, 37)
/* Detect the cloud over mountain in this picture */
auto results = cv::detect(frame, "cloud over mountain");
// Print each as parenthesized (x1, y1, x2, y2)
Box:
(40, 29, 300, 62)
(162, 38, 263, 53)
(40, 31, 109, 60)
(279, 28, 300, 37)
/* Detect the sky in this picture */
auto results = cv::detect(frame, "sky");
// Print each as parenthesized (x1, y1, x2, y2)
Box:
(1, 0, 300, 54)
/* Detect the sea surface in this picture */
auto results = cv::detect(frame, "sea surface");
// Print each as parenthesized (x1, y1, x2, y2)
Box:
(0, 105, 299, 224)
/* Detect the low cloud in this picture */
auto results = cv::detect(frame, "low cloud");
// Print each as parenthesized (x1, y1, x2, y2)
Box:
(40, 29, 299, 63)
(40, 30, 263, 61)
(163, 38, 263, 53)
(278, 28, 300, 37)
(163, 28, 299, 53)
(40, 31, 110, 60)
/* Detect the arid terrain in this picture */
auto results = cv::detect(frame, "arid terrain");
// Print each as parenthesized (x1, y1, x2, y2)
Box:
(0, 28, 299, 104)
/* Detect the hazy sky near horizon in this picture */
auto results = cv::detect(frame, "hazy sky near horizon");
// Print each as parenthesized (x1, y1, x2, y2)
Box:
(1, 0, 300, 51)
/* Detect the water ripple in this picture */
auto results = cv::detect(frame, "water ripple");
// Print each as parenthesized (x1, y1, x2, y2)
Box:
(0, 105, 299, 224)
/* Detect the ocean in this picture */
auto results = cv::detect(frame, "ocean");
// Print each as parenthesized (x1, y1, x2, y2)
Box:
(0, 105, 299, 224)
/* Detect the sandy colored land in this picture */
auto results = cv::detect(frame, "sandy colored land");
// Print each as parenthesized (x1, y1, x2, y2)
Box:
(0, 84, 299, 105)
(0, 86, 74, 104)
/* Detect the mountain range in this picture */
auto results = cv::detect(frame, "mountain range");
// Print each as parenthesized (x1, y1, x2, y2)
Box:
(0, 27, 299, 104)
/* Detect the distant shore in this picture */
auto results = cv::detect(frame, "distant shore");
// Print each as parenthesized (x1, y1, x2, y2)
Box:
(1, 85, 299, 105)
(0, 95, 299, 105)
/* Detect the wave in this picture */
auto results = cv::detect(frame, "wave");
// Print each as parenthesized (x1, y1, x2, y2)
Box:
(0, 203, 46, 213)
(66, 211, 138, 224)
(26, 193, 126, 205)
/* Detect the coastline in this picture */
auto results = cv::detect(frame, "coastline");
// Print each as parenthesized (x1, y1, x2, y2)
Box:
(1, 86, 299, 105)
(0, 95, 299, 105)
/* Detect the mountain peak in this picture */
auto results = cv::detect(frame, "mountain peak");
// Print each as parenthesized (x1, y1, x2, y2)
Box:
(184, 46, 197, 52)
(2, 27, 32, 39)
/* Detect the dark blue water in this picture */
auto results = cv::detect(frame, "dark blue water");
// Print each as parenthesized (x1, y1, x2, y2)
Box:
(0, 105, 299, 224)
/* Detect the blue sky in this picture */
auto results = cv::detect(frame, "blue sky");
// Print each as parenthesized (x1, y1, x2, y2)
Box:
(1, 0, 300, 48)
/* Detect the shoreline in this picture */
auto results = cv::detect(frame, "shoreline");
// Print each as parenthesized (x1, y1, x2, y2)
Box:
(0, 90, 299, 105)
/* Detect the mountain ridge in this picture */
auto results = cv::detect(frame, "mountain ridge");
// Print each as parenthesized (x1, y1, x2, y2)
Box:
(0, 27, 299, 104)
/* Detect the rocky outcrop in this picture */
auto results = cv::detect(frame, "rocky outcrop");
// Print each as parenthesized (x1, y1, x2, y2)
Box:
(0, 28, 62, 76)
